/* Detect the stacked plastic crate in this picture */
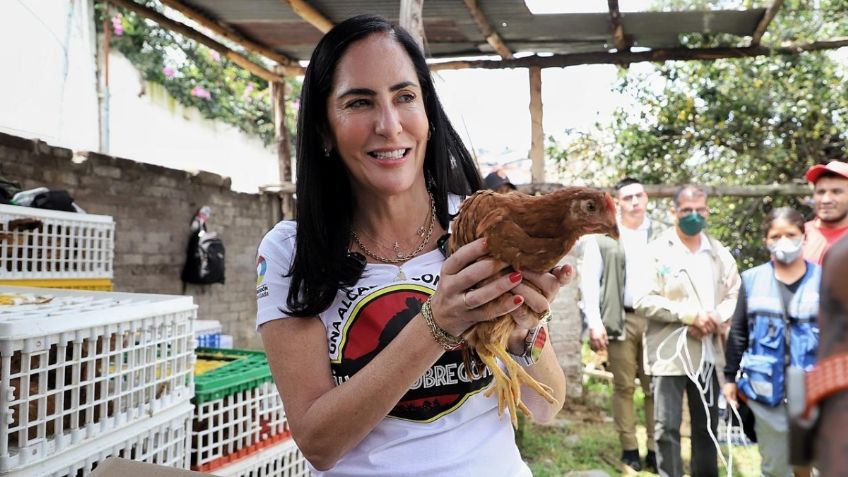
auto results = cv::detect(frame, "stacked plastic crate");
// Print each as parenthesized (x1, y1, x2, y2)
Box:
(0, 287, 196, 477)
(0, 204, 114, 291)
(194, 320, 223, 349)
(192, 349, 308, 477)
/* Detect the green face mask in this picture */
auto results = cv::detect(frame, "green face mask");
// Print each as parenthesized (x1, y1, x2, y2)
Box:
(678, 212, 706, 236)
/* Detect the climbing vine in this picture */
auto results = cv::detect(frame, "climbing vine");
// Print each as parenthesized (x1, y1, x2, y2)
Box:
(97, 1, 300, 147)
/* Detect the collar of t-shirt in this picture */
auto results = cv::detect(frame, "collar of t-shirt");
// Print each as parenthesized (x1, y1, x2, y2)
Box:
(816, 222, 848, 244)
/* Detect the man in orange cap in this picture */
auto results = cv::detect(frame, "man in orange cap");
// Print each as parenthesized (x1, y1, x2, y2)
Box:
(803, 160, 848, 264)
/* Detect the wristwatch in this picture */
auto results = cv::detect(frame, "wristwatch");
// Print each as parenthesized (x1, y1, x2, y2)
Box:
(508, 325, 548, 366)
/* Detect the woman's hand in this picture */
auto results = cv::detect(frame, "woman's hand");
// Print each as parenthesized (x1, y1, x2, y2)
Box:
(430, 238, 526, 337)
(723, 382, 738, 408)
(506, 265, 574, 353)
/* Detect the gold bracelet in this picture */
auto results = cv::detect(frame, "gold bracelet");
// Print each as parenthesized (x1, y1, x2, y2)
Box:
(421, 297, 465, 351)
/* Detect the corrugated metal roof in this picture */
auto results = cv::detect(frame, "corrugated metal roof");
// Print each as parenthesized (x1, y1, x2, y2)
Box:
(179, 0, 766, 61)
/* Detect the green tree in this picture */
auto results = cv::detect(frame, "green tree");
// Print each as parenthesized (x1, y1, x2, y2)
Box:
(551, 1, 848, 267)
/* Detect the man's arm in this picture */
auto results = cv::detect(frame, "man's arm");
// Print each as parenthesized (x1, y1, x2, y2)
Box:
(578, 236, 604, 331)
(713, 247, 741, 323)
(815, 237, 848, 477)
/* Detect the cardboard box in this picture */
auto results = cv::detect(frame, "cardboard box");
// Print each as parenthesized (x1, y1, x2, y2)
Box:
(90, 458, 215, 477)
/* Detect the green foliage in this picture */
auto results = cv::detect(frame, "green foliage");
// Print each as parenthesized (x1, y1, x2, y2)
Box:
(549, 1, 848, 268)
(517, 376, 762, 476)
(97, 2, 300, 147)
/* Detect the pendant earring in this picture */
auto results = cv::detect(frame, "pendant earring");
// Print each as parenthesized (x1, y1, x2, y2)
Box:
(323, 147, 330, 157)
(427, 129, 432, 140)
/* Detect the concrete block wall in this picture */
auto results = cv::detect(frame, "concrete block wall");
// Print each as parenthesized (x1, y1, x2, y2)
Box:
(0, 132, 281, 349)
(549, 252, 584, 398)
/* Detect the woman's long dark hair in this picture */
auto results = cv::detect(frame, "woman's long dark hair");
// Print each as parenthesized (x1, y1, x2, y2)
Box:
(285, 15, 482, 317)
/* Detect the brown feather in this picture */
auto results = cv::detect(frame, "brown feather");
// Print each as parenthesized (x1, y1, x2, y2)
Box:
(447, 187, 618, 425)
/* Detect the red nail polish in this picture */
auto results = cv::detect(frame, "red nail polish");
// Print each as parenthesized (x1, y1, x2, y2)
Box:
(509, 271, 522, 283)
(513, 296, 523, 305)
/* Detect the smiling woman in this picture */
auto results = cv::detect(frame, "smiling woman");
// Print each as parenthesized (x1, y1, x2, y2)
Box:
(325, 34, 430, 199)
(255, 14, 571, 477)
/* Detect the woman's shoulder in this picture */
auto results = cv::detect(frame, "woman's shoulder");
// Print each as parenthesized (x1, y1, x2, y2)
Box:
(258, 220, 298, 258)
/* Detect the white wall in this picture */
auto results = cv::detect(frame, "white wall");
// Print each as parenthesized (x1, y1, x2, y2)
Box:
(107, 52, 279, 193)
(0, 0, 100, 150)
(0, 0, 279, 193)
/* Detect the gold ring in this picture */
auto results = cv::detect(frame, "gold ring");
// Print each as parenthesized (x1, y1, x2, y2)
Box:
(463, 291, 473, 309)
(539, 309, 552, 324)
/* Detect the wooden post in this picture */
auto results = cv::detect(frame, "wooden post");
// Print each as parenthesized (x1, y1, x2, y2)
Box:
(528, 66, 544, 184)
(400, 0, 425, 50)
(272, 81, 295, 219)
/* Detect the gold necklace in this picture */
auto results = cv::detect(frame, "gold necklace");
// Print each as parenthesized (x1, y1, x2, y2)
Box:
(351, 196, 437, 264)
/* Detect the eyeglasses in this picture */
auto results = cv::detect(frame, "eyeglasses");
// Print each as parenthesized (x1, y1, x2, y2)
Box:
(678, 207, 709, 215)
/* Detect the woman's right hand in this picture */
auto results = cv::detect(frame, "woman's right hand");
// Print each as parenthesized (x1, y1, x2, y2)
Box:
(722, 382, 738, 408)
(429, 238, 525, 337)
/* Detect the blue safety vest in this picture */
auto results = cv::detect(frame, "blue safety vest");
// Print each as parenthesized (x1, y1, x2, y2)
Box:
(737, 262, 820, 406)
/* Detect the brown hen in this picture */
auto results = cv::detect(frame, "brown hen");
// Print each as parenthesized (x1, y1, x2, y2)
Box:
(447, 187, 619, 425)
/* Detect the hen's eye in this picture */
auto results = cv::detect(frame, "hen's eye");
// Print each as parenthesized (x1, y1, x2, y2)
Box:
(582, 200, 597, 213)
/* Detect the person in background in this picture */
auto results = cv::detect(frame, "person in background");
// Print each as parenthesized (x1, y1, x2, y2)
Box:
(579, 177, 665, 472)
(724, 207, 821, 477)
(483, 170, 518, 193)
(803, 160, 848, 264)
(256, 15, 571, 476)
(636, 184, 741, 477)
(813, 235, 848, 477)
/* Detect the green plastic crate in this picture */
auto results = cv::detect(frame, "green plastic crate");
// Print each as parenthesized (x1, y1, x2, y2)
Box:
(194, 348, 274, 405)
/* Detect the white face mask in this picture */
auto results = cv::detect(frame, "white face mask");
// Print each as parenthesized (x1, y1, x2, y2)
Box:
(768, 237, 803, 264)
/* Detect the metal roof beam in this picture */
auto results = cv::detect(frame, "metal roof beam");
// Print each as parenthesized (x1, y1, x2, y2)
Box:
(281, 0, 334, 34)
(159, 0, 300, 70)
(463, 0, 513, 59)
(428, 37, 848, 70)
(607, 0, 629, 52)
(108, 0, 290, 81)
(750, 0, 784, 47)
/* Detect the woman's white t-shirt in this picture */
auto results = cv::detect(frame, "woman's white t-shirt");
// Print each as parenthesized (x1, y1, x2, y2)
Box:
(256, 209, 532, 477)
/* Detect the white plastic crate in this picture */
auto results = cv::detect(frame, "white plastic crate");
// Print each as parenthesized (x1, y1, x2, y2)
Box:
(211, 438, 309, 477)
(3, 402, 193, 477)
(192, 381, 289, 472)
(195, 320, 222, 349)
(0, 204, 114, 280)
(0, 286, 196, 473)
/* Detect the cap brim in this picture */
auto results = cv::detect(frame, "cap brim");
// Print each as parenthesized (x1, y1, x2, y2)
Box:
(806, 163, 848, 183)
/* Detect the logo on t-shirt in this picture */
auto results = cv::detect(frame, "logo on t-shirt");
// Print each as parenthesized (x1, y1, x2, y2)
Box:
(256, 256, 269, 298)
(331, 284, 492, 423)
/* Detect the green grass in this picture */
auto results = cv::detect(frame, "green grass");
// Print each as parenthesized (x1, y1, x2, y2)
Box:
(517, 373, 762, 477)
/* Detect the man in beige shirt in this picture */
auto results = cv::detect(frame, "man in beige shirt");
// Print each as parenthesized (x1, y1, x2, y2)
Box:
(636, 185, 741, 477)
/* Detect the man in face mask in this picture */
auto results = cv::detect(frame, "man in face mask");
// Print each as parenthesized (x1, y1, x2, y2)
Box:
(803, 160, 848, 265)
(635, 184, 741, 477)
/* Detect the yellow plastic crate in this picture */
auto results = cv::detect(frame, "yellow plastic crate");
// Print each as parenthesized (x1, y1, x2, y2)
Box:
(0, 278, 113, 291)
